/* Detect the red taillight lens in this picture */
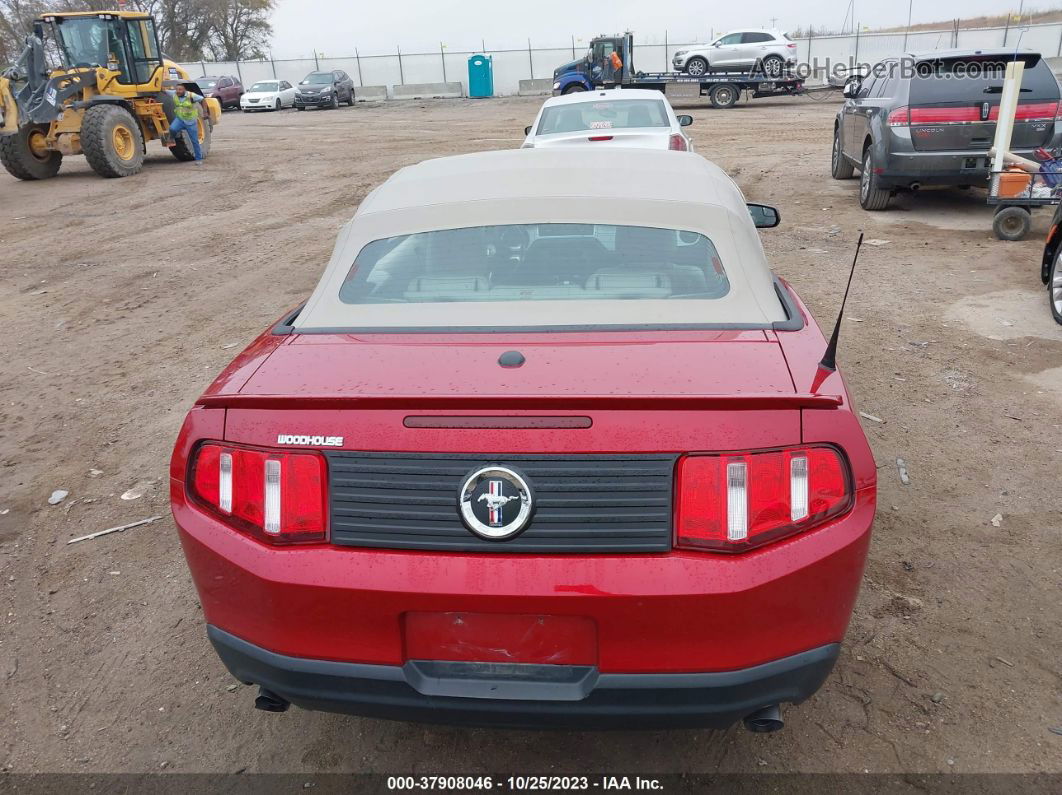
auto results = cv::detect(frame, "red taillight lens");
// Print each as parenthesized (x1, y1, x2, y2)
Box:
(669, 133, 688, 151)
(190, 442, 327, 544)
(1011, 101, 1058, 121)
(904, 102, 1059, 125)
(676, 446, 852, 552)
(588, 135, 613, 141)
(887, 106, 910, 127)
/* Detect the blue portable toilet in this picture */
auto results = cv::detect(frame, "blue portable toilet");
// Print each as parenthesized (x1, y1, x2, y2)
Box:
(468, 54, 494, 98)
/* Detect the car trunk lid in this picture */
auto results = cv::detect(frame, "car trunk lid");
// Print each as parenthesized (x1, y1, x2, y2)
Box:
(223, 331, 800, 406)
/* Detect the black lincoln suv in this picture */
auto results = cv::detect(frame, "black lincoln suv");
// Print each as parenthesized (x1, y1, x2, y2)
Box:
(832, 50, 1062, 210)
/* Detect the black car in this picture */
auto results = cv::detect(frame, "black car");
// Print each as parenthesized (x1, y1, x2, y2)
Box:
(1039, 209, 1062, 325)
(295, 70, 355, 109)
(832, 50, 1062, 210)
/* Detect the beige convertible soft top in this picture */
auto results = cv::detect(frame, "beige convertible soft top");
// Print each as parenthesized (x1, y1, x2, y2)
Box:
(294, 148, 788, 330)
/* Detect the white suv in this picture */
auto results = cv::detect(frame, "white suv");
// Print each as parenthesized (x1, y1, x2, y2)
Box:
(672, 30, 797, 77)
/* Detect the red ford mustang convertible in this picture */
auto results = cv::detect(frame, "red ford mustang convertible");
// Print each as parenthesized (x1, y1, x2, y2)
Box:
(171, 148, 876, 731)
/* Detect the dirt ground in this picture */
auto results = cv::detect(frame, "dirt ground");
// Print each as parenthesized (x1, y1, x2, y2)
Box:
(1, 93, 1060, 778)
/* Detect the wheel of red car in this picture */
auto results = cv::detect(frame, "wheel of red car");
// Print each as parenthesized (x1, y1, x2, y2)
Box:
(686, 57, 708, 76)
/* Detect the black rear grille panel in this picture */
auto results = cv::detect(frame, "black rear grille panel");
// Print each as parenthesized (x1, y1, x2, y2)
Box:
(326, 453, 676, 553)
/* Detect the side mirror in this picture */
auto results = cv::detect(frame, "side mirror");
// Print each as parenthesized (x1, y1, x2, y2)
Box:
(712, 42, 722, 48)
(524, 125, 533, 135)
(677, 114, 693, 127)
(842, 81, 860, 98)
(747, 203, 780, 228)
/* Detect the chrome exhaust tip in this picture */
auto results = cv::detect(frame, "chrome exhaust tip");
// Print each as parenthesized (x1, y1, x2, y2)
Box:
(254, 687, 290, 712)
(743, 704, 784, 733)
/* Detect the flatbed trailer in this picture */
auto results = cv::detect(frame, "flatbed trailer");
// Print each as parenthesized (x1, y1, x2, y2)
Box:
(553, 33, 805, 108)
(622, 72, 804, 107)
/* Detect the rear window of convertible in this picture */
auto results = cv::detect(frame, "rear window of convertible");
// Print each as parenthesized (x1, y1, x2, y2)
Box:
(338, 224, 731, 314)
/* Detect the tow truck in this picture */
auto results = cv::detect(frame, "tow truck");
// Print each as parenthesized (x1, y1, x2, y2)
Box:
(553, 33, 805, 109)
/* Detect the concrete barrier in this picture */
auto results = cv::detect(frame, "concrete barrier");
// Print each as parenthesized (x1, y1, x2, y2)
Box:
(355, 85, 387, 102)
(391, 82, 463, 100)
(518, 78, 553, 96)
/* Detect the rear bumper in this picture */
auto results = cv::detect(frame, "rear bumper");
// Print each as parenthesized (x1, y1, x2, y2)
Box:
(879, 145, 1058, 186)
(173, 482, 874, 673)
(210, 625, 840, 729)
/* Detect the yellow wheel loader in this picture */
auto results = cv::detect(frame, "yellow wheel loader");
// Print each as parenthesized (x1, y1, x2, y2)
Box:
(0, 10, 221, 180)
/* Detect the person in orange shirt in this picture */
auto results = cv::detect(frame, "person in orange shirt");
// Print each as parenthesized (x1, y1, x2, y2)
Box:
(608, 49, 623, 86)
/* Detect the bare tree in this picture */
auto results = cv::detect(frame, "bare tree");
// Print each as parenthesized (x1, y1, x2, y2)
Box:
(207, 0, 273, 61)
(1, 0, 273, 65)
(127, 0, 217, 61)
(0, 0, 51, 64)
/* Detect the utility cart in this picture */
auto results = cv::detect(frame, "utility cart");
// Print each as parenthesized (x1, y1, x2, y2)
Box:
(988, 167, 1061, 241)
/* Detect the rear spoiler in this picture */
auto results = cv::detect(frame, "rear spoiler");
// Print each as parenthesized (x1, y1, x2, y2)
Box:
(914, 52, 1042, 69)
(196, 393, 844, 411)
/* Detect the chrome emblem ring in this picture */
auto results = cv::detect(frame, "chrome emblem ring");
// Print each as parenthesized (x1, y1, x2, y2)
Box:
(458, 466, 534, 540)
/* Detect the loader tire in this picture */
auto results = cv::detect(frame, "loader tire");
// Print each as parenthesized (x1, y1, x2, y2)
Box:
(0, 125, 62, 180)
(81, 104, 145, 178)
(170, 117, 212, 162)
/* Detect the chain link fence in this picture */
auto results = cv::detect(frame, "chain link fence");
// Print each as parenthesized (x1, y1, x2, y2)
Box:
(179, 21, 1062, 98)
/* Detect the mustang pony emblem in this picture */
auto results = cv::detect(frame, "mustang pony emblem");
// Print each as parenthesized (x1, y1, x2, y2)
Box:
(458, 467, 534, 539)
(478, 479, 519, 525)
(478, 491, 519, 510)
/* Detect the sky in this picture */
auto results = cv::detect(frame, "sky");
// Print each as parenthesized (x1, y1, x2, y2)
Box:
(269, 0, 1030, 58)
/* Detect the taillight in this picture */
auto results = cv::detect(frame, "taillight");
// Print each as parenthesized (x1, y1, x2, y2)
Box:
(675, 446, 851, 552)
(588, 135, 613, 141)
(669, 133, 688, 151)
(983, 102, 1058, 121)
(887, 106, 910, 127)
(191, 442, 327, 544)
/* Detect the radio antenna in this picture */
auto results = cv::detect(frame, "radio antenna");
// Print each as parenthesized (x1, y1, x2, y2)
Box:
(819, 232, 864, 371)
